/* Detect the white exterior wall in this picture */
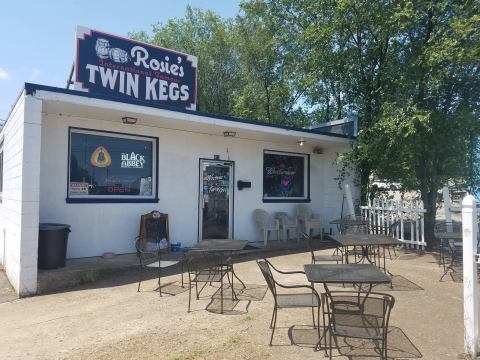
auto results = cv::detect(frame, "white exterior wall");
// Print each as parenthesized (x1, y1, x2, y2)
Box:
(40, 113, 353, 258)
(0, 94, 42, 295)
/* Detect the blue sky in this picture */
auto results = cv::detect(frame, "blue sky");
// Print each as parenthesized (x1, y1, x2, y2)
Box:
(0, 1, 240, 120)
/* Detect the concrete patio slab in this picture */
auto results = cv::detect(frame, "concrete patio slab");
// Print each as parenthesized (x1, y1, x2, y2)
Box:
(36, 240, 306, 294)
(0, 248, 475, 359)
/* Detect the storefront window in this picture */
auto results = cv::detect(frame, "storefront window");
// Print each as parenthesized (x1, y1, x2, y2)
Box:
(68, 128, 158, 203)
(263, 150, 310, 203)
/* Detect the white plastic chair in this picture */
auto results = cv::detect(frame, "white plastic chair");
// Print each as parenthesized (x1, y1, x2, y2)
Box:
(296, 204, 322, 239)
(253, 209, 280, 247)
(275, 212, 299, 243)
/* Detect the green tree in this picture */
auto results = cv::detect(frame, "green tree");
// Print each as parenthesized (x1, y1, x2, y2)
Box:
(131, 6, 241, 115)
(264, 0, 403, 198)
(258, 0, 480, 244)
(132, 2, 480, 243)
(232, 0, 310, 126)
(359, 0, 480, 243)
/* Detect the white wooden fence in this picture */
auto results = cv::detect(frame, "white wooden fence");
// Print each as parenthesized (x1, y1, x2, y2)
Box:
(360, 199, 427, 248)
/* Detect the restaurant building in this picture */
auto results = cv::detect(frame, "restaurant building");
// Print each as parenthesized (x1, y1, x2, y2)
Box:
(0, 27, 358, 296)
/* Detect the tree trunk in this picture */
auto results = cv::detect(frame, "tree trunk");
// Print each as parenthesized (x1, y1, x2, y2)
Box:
(360, 166, 371, 206)
(420, 183, 439, 249)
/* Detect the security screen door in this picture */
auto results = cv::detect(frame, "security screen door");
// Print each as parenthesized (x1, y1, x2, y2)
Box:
(199, 160, 234, 240)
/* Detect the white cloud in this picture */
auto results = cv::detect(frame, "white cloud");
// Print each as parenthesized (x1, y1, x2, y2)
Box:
(0, 68, 9, 80)
(31, 68, 40, 81)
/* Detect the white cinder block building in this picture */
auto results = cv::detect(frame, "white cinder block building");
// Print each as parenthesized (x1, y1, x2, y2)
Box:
(0, 83, 358, 296)
(0, 27, 358, 296)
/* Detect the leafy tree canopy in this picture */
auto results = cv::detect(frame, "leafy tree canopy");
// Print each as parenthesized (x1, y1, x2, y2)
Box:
(132, 1, 480, 243)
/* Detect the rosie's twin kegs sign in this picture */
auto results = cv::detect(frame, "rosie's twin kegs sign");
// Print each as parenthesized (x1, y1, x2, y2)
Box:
(74, 26, 198, 110)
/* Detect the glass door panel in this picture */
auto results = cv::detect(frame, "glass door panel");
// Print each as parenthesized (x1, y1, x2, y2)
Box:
(199, 160, 233, 240)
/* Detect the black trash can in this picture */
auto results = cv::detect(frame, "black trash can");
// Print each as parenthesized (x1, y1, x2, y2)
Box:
(38, 223, 71, 270)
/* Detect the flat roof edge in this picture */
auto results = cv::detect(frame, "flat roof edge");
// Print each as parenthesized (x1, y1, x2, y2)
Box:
(24, 83, 354, 140)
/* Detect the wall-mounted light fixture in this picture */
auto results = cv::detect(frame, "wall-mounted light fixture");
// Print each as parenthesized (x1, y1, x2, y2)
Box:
(313, 146, 323, 154)
(297, 138, 305, 147)
(122, 116, 137, 124)
(223, 131, 237, 137)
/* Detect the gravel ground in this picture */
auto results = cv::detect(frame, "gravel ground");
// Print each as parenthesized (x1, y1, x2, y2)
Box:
(0, 249, 472, 359)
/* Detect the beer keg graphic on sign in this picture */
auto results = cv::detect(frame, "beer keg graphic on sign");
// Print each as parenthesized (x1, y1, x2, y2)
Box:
(95, 38, 110, 59)
(109, 48, 129, 63)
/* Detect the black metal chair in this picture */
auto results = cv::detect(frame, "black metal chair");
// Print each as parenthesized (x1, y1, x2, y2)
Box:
(370, 219, 402, 260)
(256, 258, 321, 345)
(300, 231, 343, 264)
(134, 211, 170, 296)
(183, 250, 234, 313)
(357, 219, 402, 272)
(337, 215, 380, 265)
(323, 290, 395, 359)
(434, 221, 463, 281)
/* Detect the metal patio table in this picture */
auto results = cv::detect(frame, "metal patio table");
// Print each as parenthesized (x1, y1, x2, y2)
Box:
(304, 263, 391, 287)
(329, 218, 369, 234)
(189, 239, 249, 313)
(328, 233, 403, 272)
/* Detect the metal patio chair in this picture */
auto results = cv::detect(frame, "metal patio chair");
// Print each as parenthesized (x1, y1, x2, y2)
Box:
(300, 231, 343, 264)
(434, 221, 463, 281)
(338, 215, 374, 264)
(369, 219, 402, 261)
(323, 290, 395, 359)
(183, 250, 234, 313)
(256, 258, 321, 345)
(434, 220, 462, 272)
(134, 211, 170, 296)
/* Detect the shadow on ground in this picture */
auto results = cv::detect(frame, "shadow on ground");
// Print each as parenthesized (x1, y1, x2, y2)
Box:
(207, 283, 267, 315)
(38, 246, 307, 296)
(287, 325, 422, 359)
(374, 275, 423, 291)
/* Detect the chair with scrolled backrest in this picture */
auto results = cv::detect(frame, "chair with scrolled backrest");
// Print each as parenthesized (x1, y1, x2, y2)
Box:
(434, 220, 463, 281)
(300, 231, 343, 264)
(134, 211, 170, 296)
(256, 258, 321, 346)
(323, 290, 395, 359)
(362, 218, 401, 267)
(183, 250, 233, 313)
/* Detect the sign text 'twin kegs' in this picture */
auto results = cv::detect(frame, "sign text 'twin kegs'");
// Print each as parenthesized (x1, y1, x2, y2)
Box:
(75, 26, 198, 110)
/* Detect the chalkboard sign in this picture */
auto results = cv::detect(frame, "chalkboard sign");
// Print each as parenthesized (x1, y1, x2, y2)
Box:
(263, 150, 310, 202)
(139, 211, 170, 250)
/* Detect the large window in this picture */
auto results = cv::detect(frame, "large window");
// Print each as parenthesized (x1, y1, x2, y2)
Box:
(263, 150, 310, 203)
(68, 128, 158, 203)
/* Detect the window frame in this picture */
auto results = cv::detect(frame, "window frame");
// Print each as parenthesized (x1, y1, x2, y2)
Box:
(67, 127, 159, 203)
(262, 149, 310, 203)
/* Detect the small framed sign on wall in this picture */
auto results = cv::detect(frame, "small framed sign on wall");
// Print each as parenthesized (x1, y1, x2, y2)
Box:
(262, 150, 310, 203)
